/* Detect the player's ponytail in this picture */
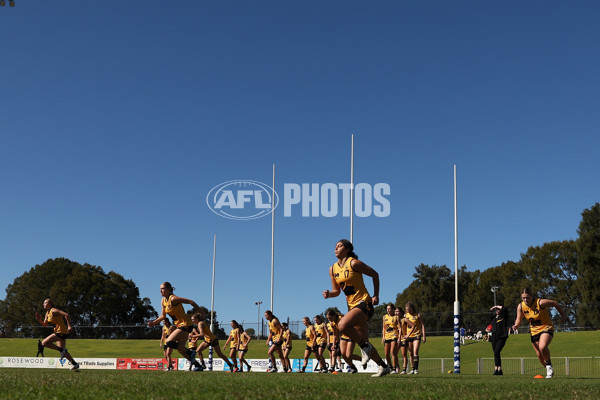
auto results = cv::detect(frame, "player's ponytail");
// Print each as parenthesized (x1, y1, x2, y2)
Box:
(339, 239, 358, 259)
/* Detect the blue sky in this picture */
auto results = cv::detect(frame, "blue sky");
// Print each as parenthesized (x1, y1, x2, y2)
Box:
(1, 1, 599, 333)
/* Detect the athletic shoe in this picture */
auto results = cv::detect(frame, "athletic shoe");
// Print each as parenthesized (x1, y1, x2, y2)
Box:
(413, 370, 419, 375)
(247, 366, 252, 372)
(546, 365, 554, 379)
(167, 365, 173, 371)
(408, 370, 414, 374)
(329, 368, 335, 373)
(267, 367, 277, 373)
(350, 367, 358, 374)
(320, 368, 328, 373)
(391, 369, 398, 374)
(71, 362, 79, 370)
(359, 342, 374, 369)
(233, 367, 239, 373)
(371, 365, 391, 377)
(297, 370, 305, 373)
(345, 366, 353, 373)
(493, 370, 498, 375)
(193, 365, 203, 372)
(60, 348, 68, 360)
(400, 369, 407, 374)
(498, 370, 503, 376)
(277, 368, 286, 373)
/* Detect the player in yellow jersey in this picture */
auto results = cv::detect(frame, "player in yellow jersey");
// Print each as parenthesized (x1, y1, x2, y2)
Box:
(326, 310, 342, 372)
(381, 304, 399, 374)
(148, 282, 203, 371)
(237, 325, 252, 372)
(512, 287, 566, 378)
(313, 315, 329, 372)
(160, 318, 175, 370)
(191, 313, 234, 371)
(224, 320, 241, 372)
(35, 298, 79, 370)
(323, 239, 390, 377)
(299, 316, 319, 372)
(396, 307, 409, 374)
(403, 301, 426, 374)
(281, 322, 293, 373)
(264, 310, 287, 372)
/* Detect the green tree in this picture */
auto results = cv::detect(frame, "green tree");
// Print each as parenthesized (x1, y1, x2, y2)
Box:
(577, 202, 600, 327)
(0, 258, 157, 338)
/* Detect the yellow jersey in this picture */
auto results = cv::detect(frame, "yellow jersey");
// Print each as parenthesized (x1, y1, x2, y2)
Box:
(305, 326, 316, 347)
(199, 321, 217, 344)
(161, 295, 192, 329)
(405, 312, 422, 337)
(331, 257, 371, 310)
(399, 315, 408, 337)
(46, 308, 68, 335)
(326, 321, 339, 342)
(282, 329, 292, 349)
(521, 298, 553, 336)
(269, 318, 282, 342)
(314, 323, 326, 345)
(187, 328, 199, 348)
(238, 332, 249, 350)
(228, 328, 240, 348)
(383, 314, 399, 340)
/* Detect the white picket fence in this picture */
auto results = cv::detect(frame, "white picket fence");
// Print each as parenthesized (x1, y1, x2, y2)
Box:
(477, 357, 600, 377)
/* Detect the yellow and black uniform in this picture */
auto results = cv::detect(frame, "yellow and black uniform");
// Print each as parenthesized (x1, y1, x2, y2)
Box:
(46, 308, 69, 338)
(331, 257, 373, 318)
(187, 328, 199, 350)
(326, 321, 340, 350)
(282, 329, 292, 351)
(163, 325, 174, 349)
(340, 332, 352, 342)
(269, 318, 283, 345)
(383, 314, 399, 343)
(305, 326, 317, 352)
(162, 295, 193, 331)
(238, 333, 249, 353)
(521, 298, 554, 342)
(405, 312, 422, 342)
(399, 315, 409, 347)
(200, 322, 219, 346)
(228, 328, 240, 350)
(314, 323, 327, 347)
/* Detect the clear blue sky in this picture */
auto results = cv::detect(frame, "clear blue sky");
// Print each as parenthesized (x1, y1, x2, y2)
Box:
(1, 1, 599, 332)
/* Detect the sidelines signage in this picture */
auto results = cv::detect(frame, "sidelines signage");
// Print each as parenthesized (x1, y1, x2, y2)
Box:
(57, 358, 117, 370)
(116, 358, 177, 371)
(0, 356, 57, 368)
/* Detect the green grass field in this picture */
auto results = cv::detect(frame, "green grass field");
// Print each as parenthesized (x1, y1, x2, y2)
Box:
(1, 332, 599, 399)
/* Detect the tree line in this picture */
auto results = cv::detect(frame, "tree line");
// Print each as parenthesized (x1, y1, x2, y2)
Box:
(1, 203, 598, 339)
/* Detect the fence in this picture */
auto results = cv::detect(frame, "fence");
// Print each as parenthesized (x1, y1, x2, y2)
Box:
(477, 357, 600, 377)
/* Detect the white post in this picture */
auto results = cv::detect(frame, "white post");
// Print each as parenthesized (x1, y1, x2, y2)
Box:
(453, 164, 461, 374)
(270, 164, 275, 313)
(350, 134, 354, 243)
(209, 234, 216, 371)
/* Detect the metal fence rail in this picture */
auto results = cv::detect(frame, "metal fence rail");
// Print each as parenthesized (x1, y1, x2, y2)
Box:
(477, 357, 600, 377)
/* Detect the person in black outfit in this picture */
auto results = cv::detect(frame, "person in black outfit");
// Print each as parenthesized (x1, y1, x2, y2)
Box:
(490, 305, 509, 375)
(36, 340, 44, 357)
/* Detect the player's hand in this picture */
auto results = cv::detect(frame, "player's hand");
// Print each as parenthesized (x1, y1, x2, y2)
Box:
(323, 290, 329, 299)
(372, 296, 379, 306)
(422, 337, 426, 344)
(68, 325, 73, 333)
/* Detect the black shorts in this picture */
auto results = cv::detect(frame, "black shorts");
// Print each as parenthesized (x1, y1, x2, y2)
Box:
(56, 333, 70, 340)
(340, 337, 352, 343)
(177, 326, 194, 333)
(384, 338, 398, 344)
(305, 345, 317, 353)
(206, 339, 219, 347)
(271, 340, 283, 347)
(530, 330, 554, 343)
(406, 335, 421, 343)
(230, 347, 238, 352)
(238, 348, 247, 354)
(399, 339, 408, 348)
(353, 301, 374, 320)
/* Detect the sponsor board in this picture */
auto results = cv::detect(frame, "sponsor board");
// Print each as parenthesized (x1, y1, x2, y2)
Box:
(56, 358, 117, 370)
(0, 356, 57, 369)
(116, 358, 177, 371)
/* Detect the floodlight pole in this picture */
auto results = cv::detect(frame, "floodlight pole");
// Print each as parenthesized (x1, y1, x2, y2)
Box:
(453, 164, 461, 374)
(270, 164, 275, 313)
(350, 134, 354, 243)
(209, 234, 216, 371)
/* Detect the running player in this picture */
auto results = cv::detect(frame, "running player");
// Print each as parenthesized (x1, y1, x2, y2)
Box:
(148, 282, 202, 371)
(403, 301, 426, 374)
(224, 320, 240, 372)
(322, 239, 390, 377)
(160, 318, 175, 370)
(264, 310, 286, 373)
(382, 304, 399, 374)
(192, 313, 235, 371)
(313, 315, 329, 373)
(299, 316, 317, 373)
(35, 298, 79, 370)
(326, 310, 342, 372)
(237, 325, 252, 372)
(281, 322, 293, 372)
(512, 287, 566, 378)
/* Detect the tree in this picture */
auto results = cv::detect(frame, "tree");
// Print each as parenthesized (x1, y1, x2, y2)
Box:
(577, 202, 600, 328)
(0, 258, 158, 338)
